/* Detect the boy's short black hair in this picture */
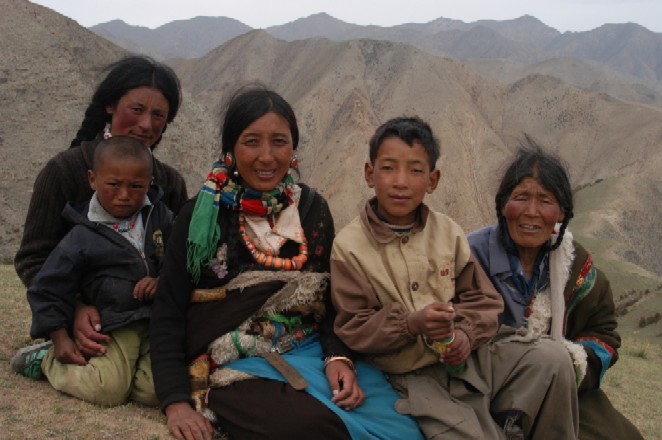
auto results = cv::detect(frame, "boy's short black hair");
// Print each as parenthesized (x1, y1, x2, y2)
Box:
(368, 116, 440, 170)
(93, 136, 153, 175)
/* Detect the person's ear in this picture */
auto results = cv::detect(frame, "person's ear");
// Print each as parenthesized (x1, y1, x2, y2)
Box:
(427, 168, 440, 193)
(364, 162, 375, 188)
(88, 169, 96, 191)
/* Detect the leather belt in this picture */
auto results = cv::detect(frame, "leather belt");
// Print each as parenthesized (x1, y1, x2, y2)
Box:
(191, 288, 228, 302)
(260, 352, 308, 391)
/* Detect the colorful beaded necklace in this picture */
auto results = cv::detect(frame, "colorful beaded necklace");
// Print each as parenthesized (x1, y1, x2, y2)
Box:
(239, 214, 308, 270)
(220, 172, 294, 216)
(187, 161, 299, 281)
(113, 217, 137, 233)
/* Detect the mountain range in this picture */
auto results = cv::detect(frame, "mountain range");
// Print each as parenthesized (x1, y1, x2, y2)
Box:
(90, 12, 662, 106)
(2, 0, 661, 297)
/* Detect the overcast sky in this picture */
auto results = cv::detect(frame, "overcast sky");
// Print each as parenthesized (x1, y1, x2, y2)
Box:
(31, 0, 662, 33)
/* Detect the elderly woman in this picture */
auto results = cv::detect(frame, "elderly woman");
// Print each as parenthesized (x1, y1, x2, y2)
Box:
(467, 145, 643, 440)
(150, 86, 423, 439)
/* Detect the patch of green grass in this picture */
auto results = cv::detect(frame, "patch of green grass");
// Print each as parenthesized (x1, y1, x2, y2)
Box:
(626, 345, 649, 359)
(602, 336, 662, 439)
(573, 177, 624, 213)
(571, 178, 662, 326)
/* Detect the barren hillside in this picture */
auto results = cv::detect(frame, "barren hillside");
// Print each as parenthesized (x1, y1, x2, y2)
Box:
(172, 31, 662, 280)
(2, 0, 662, 289)
(0, 0, 216, 263)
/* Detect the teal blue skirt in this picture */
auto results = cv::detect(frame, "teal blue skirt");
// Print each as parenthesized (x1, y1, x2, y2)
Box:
(223, 335, 423, 439)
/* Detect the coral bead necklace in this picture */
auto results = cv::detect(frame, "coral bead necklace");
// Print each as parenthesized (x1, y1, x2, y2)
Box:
(238, 214, 308, 270)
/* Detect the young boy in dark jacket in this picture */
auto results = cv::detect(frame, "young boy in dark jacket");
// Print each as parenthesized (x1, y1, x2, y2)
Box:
(12, 136, 173, 407)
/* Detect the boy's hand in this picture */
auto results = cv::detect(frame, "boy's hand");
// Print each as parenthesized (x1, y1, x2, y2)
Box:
(439, 329, 471, 365)
(133, 276, 158, 301)
(325, 360, 365, 411)
(73, 304, 110, 357)
(51, 328, 87, 366)
(407, 302, 455, 340)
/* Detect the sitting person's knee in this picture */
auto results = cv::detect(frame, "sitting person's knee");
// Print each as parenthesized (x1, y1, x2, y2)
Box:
(532, 339, 576, 381)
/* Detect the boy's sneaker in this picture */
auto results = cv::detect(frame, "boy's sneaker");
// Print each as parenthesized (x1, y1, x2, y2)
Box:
(10, 340, 52, 379)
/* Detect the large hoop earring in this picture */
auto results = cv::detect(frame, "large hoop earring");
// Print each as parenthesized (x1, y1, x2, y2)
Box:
(223, 152, 235, 168)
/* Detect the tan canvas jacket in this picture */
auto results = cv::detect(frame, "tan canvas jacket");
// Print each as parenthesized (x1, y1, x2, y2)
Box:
(331, 199, 503, 373)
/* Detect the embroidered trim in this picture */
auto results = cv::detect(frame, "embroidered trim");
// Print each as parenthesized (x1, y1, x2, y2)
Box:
(566, 255, 596, 318)
(575, 336, 615, 387)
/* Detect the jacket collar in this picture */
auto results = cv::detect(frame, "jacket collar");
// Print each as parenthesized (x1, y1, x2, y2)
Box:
(360, 197, 429, 244)
(488, 225, 513, 278)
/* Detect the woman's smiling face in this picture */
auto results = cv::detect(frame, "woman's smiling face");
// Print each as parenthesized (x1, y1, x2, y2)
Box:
(233, 111, 294, 191)
(502, 177, 565, 253)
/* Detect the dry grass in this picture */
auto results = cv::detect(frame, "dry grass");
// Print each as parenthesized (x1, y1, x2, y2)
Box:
(0, 265, 169, 439)
(0, 264, 659, 439)
(602, 337, 662, 439)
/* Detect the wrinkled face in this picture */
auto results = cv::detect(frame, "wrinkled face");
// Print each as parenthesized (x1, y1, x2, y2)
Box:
(233, 112, 294, 191)
(106, 86, 169, 148)
(88, 156, 152, 219)
(365, 137, 439, 226)
(502, 177, 565, 252)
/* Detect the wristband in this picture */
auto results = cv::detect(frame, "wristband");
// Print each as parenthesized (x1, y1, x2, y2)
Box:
(323, 355, 355, 372)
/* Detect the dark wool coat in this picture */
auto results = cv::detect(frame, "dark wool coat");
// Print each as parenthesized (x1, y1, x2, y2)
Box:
(469, 225, 643, 440)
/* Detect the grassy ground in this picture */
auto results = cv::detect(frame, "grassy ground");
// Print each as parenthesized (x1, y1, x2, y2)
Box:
(0, 265, 169, 439)
(0, 264, 660, 439)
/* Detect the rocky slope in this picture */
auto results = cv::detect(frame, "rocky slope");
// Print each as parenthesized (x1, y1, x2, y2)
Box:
(3, 1, 662, 288)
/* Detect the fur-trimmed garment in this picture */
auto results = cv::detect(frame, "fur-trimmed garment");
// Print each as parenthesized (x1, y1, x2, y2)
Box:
(468, 225, 643, 440)
(206, 270, 327, 378)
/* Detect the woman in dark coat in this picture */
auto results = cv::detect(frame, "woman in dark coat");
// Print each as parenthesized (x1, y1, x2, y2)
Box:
(468, 145, 642, 440)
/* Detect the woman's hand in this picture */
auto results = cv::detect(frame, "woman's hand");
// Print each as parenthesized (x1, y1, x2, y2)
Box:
(50, 328, 86, 365)
(439, 329, 471, 365)
(325, 359, 366, 410)
(73, 304, 110, 357)
(133, 276, 158, 301)
(165, 402, 214, 440)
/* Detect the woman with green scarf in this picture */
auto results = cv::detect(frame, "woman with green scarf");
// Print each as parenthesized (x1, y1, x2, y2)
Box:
(150, 86, 423, 440)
